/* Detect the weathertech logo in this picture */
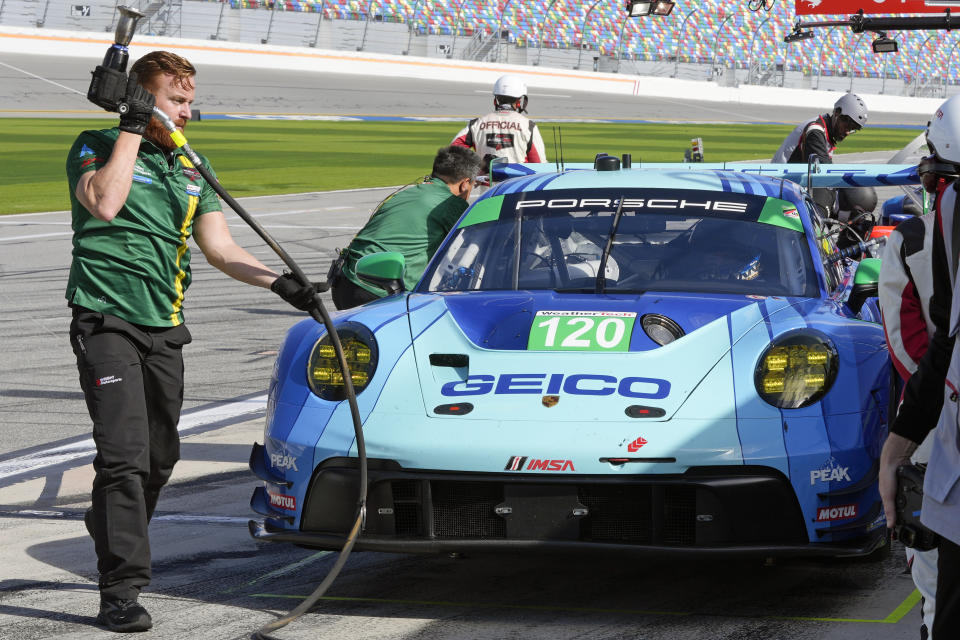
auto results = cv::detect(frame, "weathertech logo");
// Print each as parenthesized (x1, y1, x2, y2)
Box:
(815, 504, 858, 522)
(268, 492, 296, 510)
(505, 456, 575, 472)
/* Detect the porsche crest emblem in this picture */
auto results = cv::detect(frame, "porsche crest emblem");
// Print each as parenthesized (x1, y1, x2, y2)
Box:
(542, 395, 559, 408)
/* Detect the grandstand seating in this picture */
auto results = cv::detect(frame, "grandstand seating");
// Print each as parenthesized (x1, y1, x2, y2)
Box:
(205, 0, 951, 84)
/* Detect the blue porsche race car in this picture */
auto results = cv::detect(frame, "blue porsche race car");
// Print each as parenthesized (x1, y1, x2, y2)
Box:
(249, 158, 919, 557)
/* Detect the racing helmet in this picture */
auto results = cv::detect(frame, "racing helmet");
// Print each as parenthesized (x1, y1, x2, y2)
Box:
(836, 187, 877, 215)
(493, 75, 528, 112)
(834, 93, 868, 129)
(926, 94, 960, 165)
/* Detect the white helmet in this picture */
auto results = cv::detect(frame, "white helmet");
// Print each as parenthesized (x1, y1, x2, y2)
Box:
(493, 75, 527, 99)
(834, 93, 868, 128)
(927, 94, 960, 165)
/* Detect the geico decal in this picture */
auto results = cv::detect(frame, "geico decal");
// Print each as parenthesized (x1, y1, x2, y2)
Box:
(441, 373, 670, 399)
(515, 198, 748, 213)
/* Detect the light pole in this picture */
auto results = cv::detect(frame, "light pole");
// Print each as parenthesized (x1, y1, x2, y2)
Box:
(404, 0, 425, 55)
(309, 1, 327, 47)
(913, 33, 937, 97)
(358, 0, 377, 51)
(495, 0, 514, 64)
(745, 16, 770, 85)
(847, 33, 865, 92)
(449, 0, 470, 59)
(709, 13, 732, 81)
(614, 13, 631, 74)
(672, 7, 698, 79)
(814, 26, 837, 90)
(944, 35, 960, 98)
(576, 0, 603, 70)
(536, 0, 560, 66)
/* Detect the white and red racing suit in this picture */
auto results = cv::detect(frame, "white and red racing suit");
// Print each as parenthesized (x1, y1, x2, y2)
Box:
(878, 184, 952, 640)
(452, 107, 547, 164)
(772, 114, 836, 164)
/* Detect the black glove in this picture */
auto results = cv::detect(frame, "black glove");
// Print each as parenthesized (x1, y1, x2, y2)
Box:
(271, 273, 323, 312)
(117, 72, 156, 136)
(88, 65, 128, 112)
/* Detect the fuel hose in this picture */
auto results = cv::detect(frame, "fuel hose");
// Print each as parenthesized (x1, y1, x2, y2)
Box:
(151, 108, 368, 639)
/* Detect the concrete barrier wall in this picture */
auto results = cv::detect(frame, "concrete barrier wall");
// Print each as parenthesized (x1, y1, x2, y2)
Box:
(0, 25, 943, 116)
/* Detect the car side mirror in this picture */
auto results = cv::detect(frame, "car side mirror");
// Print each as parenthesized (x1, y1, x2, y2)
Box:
(847, 257, 880, 315)
(356, 252, 406, 296)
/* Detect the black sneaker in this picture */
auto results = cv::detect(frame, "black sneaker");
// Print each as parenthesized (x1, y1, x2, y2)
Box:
(96, 598, 153, 633)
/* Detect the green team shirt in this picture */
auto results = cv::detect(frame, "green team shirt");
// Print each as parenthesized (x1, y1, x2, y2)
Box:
(343, 178, 468, 294)
(65, 128, 221, 327)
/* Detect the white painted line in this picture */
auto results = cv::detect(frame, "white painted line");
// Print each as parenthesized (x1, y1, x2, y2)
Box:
(0, 509, 251, 525)
(0, 221, 71, 226)
(0, 232, 73, 242)
(0, 394, 267, 481)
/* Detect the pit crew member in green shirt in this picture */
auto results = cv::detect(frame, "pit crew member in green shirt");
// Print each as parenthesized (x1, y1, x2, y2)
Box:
(330, 145, 482, 309)
(66, 50, 318, 633)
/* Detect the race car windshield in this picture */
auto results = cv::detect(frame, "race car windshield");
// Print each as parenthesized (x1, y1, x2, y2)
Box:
(423, 188, 819, 297)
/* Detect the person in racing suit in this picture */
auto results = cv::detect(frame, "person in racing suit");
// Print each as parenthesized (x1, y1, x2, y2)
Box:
(68, 50, 321, 632)
(879, 199, 942, 639)
(879, 94, 960, 639)
(329, 145, 482, 309)
(452, 74, 547, 172)
(772, 93, 868, 164)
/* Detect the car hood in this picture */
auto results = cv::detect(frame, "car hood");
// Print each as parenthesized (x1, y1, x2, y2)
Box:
(404, 291, 799, 422)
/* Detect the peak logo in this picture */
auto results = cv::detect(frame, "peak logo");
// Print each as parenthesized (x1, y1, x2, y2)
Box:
(505, 456, 575, 472)
(810, 457, 850, 485)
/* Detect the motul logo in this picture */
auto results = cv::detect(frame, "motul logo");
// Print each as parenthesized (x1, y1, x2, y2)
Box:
(815, 504, 857, 522)
(269, 492, 296, 510)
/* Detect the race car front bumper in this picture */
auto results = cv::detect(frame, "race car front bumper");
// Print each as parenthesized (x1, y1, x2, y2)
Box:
(249, 457, 886, 557)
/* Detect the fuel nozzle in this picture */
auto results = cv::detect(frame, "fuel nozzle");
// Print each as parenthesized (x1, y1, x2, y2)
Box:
(88, 5, 145, 112)
(103, 6, 145, 72)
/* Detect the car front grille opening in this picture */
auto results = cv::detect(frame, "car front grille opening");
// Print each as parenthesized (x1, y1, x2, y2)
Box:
(431, 481, 506, 539)
(579, 485, 654, 543)
(391, 480, 423, 536)
(578, 484, 696, 545)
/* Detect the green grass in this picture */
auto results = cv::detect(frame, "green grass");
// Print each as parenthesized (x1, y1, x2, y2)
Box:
(0, 119, 922, 215)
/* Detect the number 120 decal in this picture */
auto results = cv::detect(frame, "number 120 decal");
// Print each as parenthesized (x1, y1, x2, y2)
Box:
(527, 311, 636, 351)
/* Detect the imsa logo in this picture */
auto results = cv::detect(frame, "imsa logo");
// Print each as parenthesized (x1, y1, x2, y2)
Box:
(505, 456, 575, 472)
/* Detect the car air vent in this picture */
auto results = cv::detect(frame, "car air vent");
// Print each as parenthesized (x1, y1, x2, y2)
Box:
(429, 353, 469, 368)
(625, 405, 666, 418)
(434, 403, 474, 416)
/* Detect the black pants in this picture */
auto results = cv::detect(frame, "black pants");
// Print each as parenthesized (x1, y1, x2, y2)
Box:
(70, 308, 191, 601)
(331, 275, 379, 310)
(935, 534, 960, 637)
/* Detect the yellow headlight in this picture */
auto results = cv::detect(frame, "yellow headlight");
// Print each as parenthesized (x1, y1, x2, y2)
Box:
(764, 347, 789, 371)
(755, 334, 838, 409)
(762, 372, 785, 393)
(306, 325, 379, 400)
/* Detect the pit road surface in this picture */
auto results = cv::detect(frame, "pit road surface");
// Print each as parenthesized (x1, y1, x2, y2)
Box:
(0, 53, 924, 639)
